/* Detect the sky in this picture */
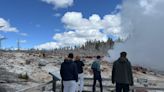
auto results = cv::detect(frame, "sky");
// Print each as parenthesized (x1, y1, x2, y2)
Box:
(0, 0, 122, 49)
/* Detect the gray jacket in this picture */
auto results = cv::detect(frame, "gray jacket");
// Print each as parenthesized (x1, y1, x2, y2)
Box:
(112, 58, 133, 85)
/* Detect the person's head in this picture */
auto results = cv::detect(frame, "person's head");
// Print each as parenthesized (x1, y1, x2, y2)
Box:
(64, 58, 68, 62)
(68, 53, 74, 59)
(96, 55, 101, 59)
(120, 51, 127, 58)
(75, 55, 80, 61)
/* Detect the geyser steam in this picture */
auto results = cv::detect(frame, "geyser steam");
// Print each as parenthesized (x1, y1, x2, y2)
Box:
(110, 0, 164, 70)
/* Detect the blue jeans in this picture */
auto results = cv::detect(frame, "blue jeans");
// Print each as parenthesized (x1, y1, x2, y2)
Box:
(116, 83, 129, 92)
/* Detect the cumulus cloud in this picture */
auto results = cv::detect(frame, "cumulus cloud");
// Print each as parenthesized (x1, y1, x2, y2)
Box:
(35, 11, 122, 50)
(61, 12, 122, 37)
(0, 18, 18, 32)
(110, 0, 164, 70)
(35, 42, 61, 50)
(35, 30, 108, 50)
(42, 0, 74, 9)
(53, 30, 108, 46)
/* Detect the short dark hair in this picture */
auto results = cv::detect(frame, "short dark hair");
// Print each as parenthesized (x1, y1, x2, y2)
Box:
(97, 55, 101, 59)
(68, 53, 74, 59)
(120, 52, 127, 57)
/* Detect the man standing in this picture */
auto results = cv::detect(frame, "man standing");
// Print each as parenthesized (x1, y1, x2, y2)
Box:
(112, 52, 133, 92)
(60, 53, 78, 92)
(91, 55, 103, 92)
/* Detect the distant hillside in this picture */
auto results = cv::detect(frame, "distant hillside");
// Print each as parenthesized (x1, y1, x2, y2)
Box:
(1, 38, 114, 57)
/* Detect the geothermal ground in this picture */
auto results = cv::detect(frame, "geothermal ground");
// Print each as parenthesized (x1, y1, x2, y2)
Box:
(0, 52, 164, 92)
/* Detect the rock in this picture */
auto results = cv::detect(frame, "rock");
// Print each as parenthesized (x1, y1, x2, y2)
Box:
(18, 72, 29, 80)
(38, 59, 47, 66)
(0, 80, 7, 83)
(25, 59, 35, 64)
(0, 84, 16, 92)
(0, 68, 19, 83)
(0, 85, 7, 92)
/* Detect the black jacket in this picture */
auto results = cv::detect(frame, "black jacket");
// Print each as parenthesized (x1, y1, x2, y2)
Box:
(74, 60, 84, 74)
(112, 58, 133, 85)
(60, 60, 78, 82)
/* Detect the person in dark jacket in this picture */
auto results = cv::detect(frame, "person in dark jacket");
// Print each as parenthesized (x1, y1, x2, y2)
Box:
(74, 55, 85, 92)
(91, 55, 103, 92)
(112, 52, 133, 92)
(60, 53, 78, 92)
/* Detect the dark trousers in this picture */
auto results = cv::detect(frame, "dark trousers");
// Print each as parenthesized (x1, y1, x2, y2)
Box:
(92, 79, 103, 92)
(92, 70, 103, 92)
(116, 83, 129, 92)
(61, 81, 64, 92)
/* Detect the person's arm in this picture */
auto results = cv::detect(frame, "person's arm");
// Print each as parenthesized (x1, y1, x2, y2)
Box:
(112, 62, 116, 84)
(129, 62, 134, 86)
(81, 61, 84, 66)
(91, 62, 94, 70)
(73, 63, 78, 82)
(60, 63, 63, 79)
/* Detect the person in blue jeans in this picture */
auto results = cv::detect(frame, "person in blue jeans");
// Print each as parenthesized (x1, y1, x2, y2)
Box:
(112, 52, 134, 92)
(91, 55, 103, 92)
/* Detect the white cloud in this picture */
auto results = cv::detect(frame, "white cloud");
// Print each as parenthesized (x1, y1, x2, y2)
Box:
(54, 13, 61, 17)
(61, 12, 103, 30)
(102, 14, 122, 35)
(62, 12, 89, 30)
(36, 11, 122, 50)
(62, 12, 122, 38)
(35, 42, 60, 50)
(19, 40, 27, 43)
(19, 33, 28, 36)
(35, 30, 108, 50)
(42, 0, 74, 9)
(0, 18, 18, 32)
(53, 29, 108, 47)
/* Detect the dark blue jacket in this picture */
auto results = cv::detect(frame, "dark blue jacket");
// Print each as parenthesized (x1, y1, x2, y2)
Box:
(60, 60, 78, 82)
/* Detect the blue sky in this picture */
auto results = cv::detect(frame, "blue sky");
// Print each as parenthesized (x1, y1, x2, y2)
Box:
(0, 0, 122, 49)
